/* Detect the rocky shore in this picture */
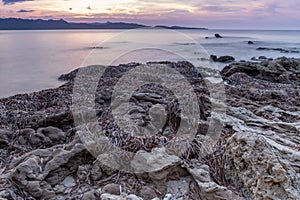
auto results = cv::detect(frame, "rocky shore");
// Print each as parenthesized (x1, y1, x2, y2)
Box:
(0, 57, 300, 199)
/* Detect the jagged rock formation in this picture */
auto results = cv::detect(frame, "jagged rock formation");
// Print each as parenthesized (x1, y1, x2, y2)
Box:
(0, 57, 299, 199)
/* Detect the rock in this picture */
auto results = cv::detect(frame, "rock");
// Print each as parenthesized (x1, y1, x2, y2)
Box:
(251, 56, 269, 61)
(16, 126, 67, 149)
(1, 59, 300, 199)
(132, 92, 165, 104)
(62, 176, 75, 188)
(219, 57, 300, 199)
(225, 132, 300, 199)
(210, 54, 218, 62)
(139, 186, 157, 200)
(188, 165, 241, 200)
(248, 41, 254, 44)
(77, 165, 90, 182)
(102, 183, 121, 195)
(210, 55, 235, 63)
(90, 161, 103, 181)
(205, 36, 209, 39)
(163, 194, 172, 200)
(258, 56, 267, 60)
(126, 194, 143, 200)
(37, 126, 67, 144)
(58, 68, 79, 81)
(0, 190, 10, 199)
(99, 193, 143, 200)
(217, 56, 235, 63)
(100, 193, 121, 200)
(214, 33, 222, 38)
(166, 177, 191, 199)
(257, 47, 300, 53)
(82, 190, 99, 200)
(221, 57, 300, 84)
(4, 144, 86, 199)
(131, 147, 181, 174)
(130, 147, 182, 194)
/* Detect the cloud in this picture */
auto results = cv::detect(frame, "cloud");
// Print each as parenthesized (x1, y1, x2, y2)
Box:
(201, 5, 245, 12)
(2, 0, 33, 5)
(17, 9, 34, 12)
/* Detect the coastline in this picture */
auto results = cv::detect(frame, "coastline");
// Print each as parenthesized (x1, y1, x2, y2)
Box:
(0, 57, 300, 199)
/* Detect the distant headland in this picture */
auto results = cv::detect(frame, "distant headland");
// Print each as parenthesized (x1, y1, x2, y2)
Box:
(0, 18, 208, 30)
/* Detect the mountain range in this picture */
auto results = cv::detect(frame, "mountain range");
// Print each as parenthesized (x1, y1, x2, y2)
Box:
(0, 18, 207, 30)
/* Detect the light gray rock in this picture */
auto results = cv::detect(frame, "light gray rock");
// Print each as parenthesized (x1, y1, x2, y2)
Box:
(126, 194, 143, 200)
(188, 165, 241, 200)
(139, 186, 157, 200)
(130, 147, 181, 174)
(100, 193, 122, 200)
(102, 183, 121, 195)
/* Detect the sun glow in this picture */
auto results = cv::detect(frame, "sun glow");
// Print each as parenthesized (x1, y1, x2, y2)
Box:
(0, 0, 299, 28)
(70, 1, 93, 14)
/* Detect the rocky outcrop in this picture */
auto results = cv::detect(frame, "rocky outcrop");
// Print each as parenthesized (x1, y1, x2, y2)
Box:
(215, 33, 223, 38)
(220, 57, 300, 199)
(210, 55, 235, 63)
(257, 47, 299, 53)
(0, 57, 300, 199)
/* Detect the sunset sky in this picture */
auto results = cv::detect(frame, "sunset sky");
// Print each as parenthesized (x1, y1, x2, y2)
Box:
(1, 0, 299, 29)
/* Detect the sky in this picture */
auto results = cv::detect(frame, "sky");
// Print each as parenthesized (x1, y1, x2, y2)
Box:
(0, 0, 299, 29)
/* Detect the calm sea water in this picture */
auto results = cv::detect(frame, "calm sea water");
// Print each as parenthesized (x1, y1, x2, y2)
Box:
(0, 29, 299, 98)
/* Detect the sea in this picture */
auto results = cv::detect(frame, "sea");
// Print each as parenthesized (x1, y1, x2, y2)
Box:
(0, 29, 299, 98)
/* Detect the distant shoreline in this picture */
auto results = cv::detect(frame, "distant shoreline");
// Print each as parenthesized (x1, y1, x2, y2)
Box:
(0, 18, 208, 30)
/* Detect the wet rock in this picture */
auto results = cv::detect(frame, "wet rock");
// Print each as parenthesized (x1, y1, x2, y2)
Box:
(257, 47, 299, 53)
(248, 41, 254, 44)
(258, 55, 267, 60)
(210, 55, 235, 63)
(214, 33, 222, 38)
(217, 55, 235, 63)
(251, 56, 272, 62)
(58, 68, 79, 81)
(210, 54, 218, 62)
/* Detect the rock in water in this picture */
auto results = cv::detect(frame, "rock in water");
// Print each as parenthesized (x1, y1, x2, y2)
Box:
(210, 55, 235, 63)
(210, 54, 218, 62)
(217, 55, 235, 63)
(215, 33, 223, 38)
